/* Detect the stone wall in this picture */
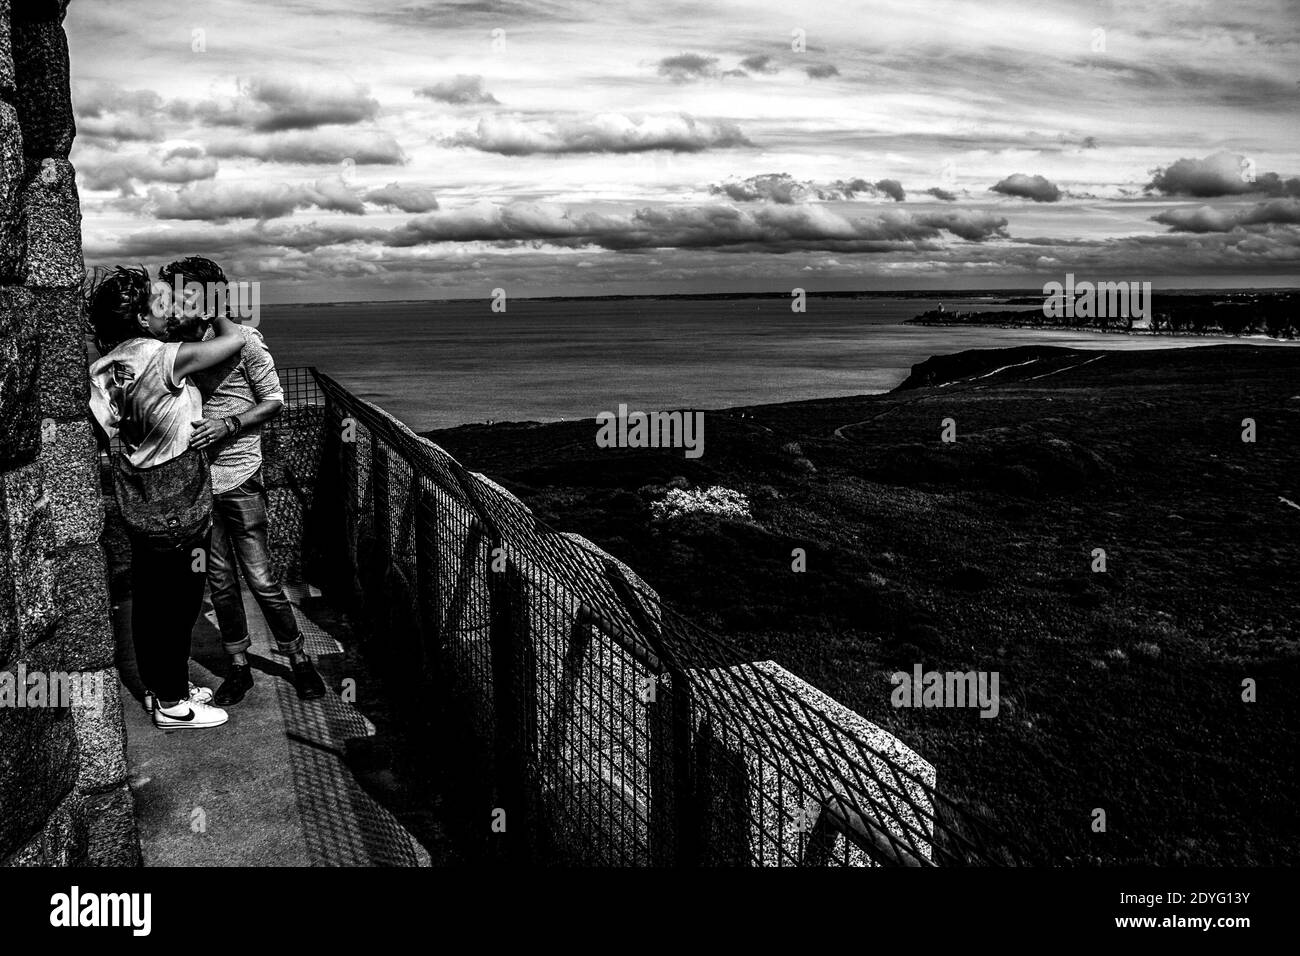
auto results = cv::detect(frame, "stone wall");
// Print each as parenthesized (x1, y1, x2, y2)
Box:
(0, 0, 140, 867)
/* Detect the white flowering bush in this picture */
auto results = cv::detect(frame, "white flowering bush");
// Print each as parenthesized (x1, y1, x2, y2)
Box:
(650, 485, 751, 523)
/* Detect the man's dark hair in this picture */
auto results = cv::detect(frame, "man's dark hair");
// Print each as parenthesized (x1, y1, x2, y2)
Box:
(159, 256, 228, 312)
(84, 265, 152, 354)
(159, 255, 227, 285)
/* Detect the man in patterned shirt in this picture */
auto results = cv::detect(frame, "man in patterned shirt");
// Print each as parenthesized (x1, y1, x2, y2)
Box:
(161, 257, 325, 704)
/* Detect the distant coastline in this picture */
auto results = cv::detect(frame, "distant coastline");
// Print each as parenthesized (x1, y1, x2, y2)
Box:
(907, 313, 1293, 340)
(908, 290, 1300, 339)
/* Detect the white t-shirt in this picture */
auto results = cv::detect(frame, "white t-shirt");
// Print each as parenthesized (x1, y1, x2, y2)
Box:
(89, 338, 203, 468)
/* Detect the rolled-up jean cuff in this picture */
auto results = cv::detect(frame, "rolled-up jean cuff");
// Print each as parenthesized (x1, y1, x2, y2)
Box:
(272, 636, 305, 656)
(223, 634, 252, 656)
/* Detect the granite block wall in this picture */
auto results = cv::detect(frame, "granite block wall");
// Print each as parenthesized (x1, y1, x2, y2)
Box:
(0, 0, 140, 868)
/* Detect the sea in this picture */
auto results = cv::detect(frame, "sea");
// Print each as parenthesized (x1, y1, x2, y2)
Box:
(262, 296, 1292, 432)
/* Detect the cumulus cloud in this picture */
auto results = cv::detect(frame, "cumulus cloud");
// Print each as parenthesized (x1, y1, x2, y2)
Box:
(924, 187, 958, 201)
(74, 77, 389, 157)
(991, 173, 1061, 202)
(873, 178, 906, 202)
(95, 198, 1007, 260)
(416, 75, 498, 105)
(75, 82, 163, 118)
(207, 128, 405, 165)
(73, 82, 167, 141)
(144, 178, 365, 222)
(658, 54, 721, 82)
(915, 210, 1007, 241)
(1151, 198, 1300, 233)
(825, 178, 902, 201)
(81, 219, 387, 263)
(365, 182, 440, 213)
(78, 146, 219, 194)
(87, 212, 1300, 285)
(383, 200, 1007, 251)
(447, 113, 752, 155)
(77, 113, 166, 142)
(739, 54, 779, 74)
(713, 173, 815, 203)
(186, 76, 379, 132)
(711, 173, 905, 203)
(71, 77, 386, 145)
(1147, 151, 1300, 198)
(805, 64, 840, 79)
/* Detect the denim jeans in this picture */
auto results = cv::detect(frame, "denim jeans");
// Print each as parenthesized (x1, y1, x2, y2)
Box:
(132, 528, 210, 703)
(208, 469, 304, 656)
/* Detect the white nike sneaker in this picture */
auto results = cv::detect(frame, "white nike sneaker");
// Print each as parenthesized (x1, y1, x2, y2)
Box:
(143, 683, 214, 714)
(153, 698, 229, 730)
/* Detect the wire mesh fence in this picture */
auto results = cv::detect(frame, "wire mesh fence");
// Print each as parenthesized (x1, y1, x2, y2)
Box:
(284, 367, 1035, 867)
(105, 365, 322, 459)
(277, 365, 323, 409)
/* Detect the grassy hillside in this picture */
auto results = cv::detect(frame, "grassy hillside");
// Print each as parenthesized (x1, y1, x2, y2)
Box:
(427, 344, 1300, 865)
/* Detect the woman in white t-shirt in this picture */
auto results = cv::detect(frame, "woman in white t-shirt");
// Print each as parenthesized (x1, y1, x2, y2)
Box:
(87, 266, 245, 731)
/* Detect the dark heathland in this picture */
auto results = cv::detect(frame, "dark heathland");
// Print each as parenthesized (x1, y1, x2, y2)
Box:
(427, 343, 1300, 865)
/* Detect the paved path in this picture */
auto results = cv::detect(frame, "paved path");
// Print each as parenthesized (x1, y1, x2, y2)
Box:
(117, 585, 431, 867)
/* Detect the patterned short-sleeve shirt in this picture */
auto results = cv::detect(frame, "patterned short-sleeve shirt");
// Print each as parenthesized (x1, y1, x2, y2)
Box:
(190, 325, 285, 495)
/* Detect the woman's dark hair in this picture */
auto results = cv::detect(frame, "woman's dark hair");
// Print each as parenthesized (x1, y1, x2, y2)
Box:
(85, 265, 153, 354)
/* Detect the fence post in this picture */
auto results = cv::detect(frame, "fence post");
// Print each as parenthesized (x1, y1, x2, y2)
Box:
(371, 438, 391, 565)
(486, 553, 536, 862)
(414, 482, 443, 688)
(647, 656, 698, 867)
(648, 667, 696, 866)
(318, 390, 360, 604)
(603, 563, 698, 867)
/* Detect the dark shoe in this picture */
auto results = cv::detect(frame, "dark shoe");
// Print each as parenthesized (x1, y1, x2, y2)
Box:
(214, 664, 254, 706)
(290, 658, 326, 700)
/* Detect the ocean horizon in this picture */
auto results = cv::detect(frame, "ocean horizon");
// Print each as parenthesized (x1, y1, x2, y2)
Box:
(262, 296, 1296, 431)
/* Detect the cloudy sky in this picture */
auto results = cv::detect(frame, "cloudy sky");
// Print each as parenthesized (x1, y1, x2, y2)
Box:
(67, 0, 1300, 302)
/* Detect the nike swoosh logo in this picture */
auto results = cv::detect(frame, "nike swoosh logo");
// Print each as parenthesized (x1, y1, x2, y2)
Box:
(159, 707, 195, 722)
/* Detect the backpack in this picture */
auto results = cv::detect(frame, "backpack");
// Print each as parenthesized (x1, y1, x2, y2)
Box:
(111, 447, 213, 548)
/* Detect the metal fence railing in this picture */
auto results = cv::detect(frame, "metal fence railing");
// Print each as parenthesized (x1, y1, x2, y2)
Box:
(292, 367, 1034, 867)
(276, 365, 323, 409)
(104, 366, 322, 460)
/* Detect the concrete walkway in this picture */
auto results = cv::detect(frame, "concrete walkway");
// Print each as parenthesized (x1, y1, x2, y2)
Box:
(117, 584, 432, 867)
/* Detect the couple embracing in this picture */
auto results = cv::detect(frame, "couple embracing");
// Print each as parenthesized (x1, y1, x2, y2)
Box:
(86, 257, 325, 731)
